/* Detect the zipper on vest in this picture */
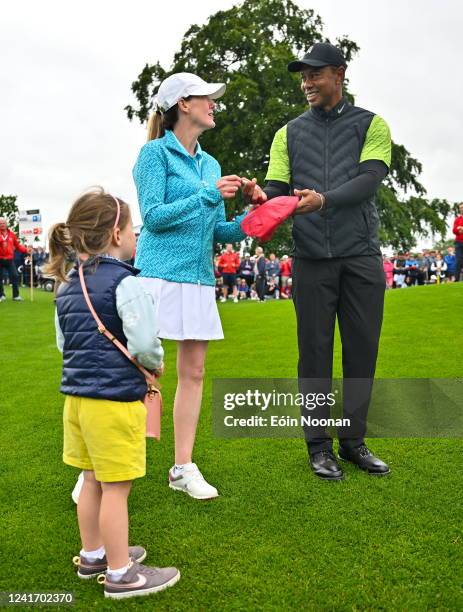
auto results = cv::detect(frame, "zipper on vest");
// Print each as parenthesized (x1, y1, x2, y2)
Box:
(324, 119, 329, 191)
(324, 119, 332, 258)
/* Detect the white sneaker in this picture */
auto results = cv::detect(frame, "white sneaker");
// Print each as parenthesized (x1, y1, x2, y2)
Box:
(0, 295, 6, 302)
(233, 297, 238, 303)
(13, 296, 24, 302)
(168, 463, 219, 500)
(219, 297, 226, 303)
(72, 471, 85, 504)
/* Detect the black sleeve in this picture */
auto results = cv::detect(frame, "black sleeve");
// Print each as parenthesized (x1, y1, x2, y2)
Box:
(263, 179, 290, 200)
(323, 160, 388, 208)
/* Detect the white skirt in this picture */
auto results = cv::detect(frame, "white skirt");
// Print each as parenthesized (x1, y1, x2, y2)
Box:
(139, 277, 224, 341)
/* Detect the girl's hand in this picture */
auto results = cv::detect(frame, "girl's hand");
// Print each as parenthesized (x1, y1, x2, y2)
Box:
(216, 175, 242, 199)
(154, 363, 164, 377)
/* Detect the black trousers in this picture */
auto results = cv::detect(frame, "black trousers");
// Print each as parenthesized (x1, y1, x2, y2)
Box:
(255, 275, 266, 301)
(455, 243, 463, 282)
(0, 259, 20, 298)
(292, 255, 385, 454)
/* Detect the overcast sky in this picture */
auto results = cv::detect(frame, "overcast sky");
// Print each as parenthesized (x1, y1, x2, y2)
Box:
(2, 0, 462, 245)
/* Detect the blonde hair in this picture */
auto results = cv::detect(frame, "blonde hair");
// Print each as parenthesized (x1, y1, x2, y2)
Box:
(46, 187, 130, 284)
(146, 98, 191, 141)
(146, 112, 164, 141)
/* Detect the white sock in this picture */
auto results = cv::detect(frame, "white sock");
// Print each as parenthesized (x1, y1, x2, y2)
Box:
(173, 462, 194, 475)
(81, 545, 105, 560)
(107, 563, 130, 582)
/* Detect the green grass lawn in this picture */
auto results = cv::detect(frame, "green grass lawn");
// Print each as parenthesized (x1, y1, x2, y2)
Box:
(1, 284, 462, 610)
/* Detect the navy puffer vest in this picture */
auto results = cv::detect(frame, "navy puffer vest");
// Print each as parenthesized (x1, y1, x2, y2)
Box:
(287, 99, 381, 259)
(56, 257, 147, 402)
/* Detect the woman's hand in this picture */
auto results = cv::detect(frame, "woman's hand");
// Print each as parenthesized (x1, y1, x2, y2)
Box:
(216, 175, 243, 199)
(241, 177, 267, 205)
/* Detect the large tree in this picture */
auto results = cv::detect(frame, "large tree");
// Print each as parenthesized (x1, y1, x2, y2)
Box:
(125, 0, 452, 254)
(0, 195, 19, 233)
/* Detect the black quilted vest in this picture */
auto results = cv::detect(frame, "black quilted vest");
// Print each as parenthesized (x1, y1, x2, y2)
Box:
(287, 98, 382, 259)
(56, 257, 147, 402)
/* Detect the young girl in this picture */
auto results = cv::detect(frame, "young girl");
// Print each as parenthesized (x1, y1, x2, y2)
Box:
(133, 72, 264, 500)
(48, 187, 180, 599)
(431, 252, 448, 284)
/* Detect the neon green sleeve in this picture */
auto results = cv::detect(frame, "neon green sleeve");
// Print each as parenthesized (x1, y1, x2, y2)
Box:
(360, 115, 392, 168)
(265, 125, 290, 183)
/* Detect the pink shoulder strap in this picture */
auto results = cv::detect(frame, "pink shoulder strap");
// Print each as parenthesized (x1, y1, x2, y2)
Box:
(78, 263, 156, 388)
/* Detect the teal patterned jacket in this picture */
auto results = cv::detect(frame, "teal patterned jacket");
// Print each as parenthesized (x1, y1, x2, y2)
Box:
(133, 129, 246, 286)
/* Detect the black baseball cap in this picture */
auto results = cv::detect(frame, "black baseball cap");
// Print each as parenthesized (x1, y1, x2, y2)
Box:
(288, 43, 347, 72)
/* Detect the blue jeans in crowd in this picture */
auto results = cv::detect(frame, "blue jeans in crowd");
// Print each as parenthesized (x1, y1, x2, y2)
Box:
(0, 259, 20, 298)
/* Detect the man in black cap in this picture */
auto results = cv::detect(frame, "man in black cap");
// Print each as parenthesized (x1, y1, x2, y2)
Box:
(262, 43, 392, 480)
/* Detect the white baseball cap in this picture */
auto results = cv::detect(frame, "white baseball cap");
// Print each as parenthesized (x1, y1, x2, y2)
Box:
(153, 72, 226, 113)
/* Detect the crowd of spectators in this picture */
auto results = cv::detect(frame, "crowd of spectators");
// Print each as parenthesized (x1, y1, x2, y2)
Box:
(214, 244, 462, 302)
(214, 244, 293, 302)
(1, 243, 50, 295)
(2, 244, 462, 300)
(383, 248, 461, 288)
(2, 203, 463, 303)
(13, 247, 48, 285)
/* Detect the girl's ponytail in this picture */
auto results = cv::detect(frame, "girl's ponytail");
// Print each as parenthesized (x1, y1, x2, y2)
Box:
(47, 222, 73, 284)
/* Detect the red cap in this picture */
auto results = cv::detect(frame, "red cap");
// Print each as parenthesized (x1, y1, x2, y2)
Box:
(241, 196, 299, 242)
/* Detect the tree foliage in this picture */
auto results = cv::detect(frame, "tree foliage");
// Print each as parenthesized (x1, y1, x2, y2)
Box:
(0, 195, 19, 233)
(125, 0, 452, 254)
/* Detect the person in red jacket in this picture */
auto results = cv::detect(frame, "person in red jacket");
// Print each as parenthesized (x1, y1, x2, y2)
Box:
(279, 255, 292, 298)
(217, 243, 240, 303)
(0, 217, 29, 301)
(453, 203, 463, 282)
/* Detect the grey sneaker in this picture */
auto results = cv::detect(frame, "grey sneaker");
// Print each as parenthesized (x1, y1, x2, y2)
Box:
(100, 560, 180, 599)
(73, 546, 147, 579)
(13, 296, 24, 302)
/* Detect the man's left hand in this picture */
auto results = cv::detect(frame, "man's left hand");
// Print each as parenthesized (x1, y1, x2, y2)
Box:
(293, 189, 324, 214)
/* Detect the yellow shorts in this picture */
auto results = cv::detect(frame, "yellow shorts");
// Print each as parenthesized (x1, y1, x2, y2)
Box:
(63, 395, 146, 482)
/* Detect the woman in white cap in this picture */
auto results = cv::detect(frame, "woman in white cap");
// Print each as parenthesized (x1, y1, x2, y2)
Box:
(132, 73, 260, 500)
